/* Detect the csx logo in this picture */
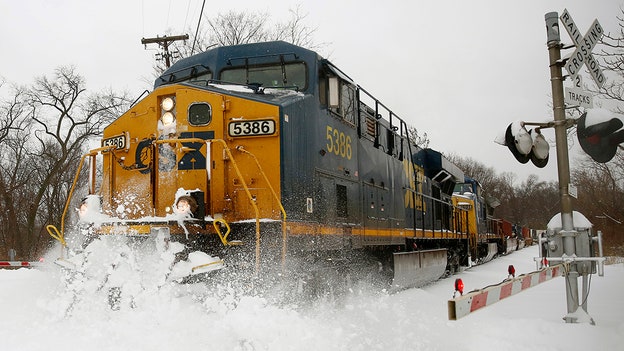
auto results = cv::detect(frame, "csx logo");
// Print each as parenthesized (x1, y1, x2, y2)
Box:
(177, 131, 214, 170)
(403, 158, 424, 210)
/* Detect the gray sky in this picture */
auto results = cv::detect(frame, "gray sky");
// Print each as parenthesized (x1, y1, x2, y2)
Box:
(2, 0, 623, 184)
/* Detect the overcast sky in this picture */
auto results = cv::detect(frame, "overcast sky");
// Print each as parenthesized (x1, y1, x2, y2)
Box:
(2, 0, 623, 184)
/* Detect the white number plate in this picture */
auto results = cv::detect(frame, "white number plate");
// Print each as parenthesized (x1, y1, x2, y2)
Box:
(228, 120, 276, 137)
(102, 133, 128, 150)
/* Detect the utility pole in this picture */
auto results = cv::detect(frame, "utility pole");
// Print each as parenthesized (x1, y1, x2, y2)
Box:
(544, 12, 581, 323)
(501, 10, 606, 324)
(543, 11, 610, 324)
(141, 34, 189, 68)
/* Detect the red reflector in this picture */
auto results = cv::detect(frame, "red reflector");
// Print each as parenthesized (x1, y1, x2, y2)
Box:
(587, 134, 601, 145)
(508, 265, 516, 277)
(454, 278, 464, 295)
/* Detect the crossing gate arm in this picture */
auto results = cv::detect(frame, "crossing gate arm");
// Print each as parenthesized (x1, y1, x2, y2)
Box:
(0, 261, 42, 269)
(448, 264, 563, 320)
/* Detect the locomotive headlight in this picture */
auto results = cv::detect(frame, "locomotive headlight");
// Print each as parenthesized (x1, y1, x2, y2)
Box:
(160, 96, 176, 126)
(161, 97, 175, 111)
(162, 111, 175, 126)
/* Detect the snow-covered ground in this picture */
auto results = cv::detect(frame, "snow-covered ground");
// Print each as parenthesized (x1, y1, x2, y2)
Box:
(1, 245, 622, 351)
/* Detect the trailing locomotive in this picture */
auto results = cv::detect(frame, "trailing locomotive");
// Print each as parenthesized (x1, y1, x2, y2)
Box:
(52, 41, 521, 290)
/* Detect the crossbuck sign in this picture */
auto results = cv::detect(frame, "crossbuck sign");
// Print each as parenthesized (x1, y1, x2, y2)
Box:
(560, 9, 605, 88)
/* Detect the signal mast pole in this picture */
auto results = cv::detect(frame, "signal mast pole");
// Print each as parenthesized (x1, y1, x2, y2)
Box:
(141, 34, 189, 68)
(544, 12, 580, 323)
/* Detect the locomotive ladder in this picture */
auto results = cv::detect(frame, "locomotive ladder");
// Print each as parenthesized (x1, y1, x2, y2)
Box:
(234, 145, 288, 271)
(156, 138, 287, 274)
(47, 145, 115, 262)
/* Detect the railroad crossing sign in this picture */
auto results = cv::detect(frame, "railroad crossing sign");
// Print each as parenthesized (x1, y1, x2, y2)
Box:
(565, 86, 593, 108)
(560, 9, 605, 88)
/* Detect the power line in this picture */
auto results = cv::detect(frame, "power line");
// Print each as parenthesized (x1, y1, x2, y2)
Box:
(191, 0, 206, 55)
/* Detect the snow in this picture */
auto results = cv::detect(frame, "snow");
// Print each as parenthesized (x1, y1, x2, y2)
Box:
(547, 211, 593, 230)
(76, 189, 205, 231)
(585, 108, 624, 128)
(208, 83, 305, 98)
(1, 245, 623, 351)
(509, 121, 533, 155)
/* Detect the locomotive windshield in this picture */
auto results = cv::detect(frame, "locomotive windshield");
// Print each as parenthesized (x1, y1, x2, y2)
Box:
(220, 62, 307, 90)
(186, 71, 213, 85)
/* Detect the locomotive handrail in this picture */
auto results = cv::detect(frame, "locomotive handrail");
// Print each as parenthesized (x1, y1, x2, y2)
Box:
(130, 90, 150, 107)
(60, 145, 116, 237)
(234, 145, 288, 270)
(357, 85, 405, 140)
(46, 225, 66, 259)
(212, 218, 232, 245)
(155, 137, 262, 274)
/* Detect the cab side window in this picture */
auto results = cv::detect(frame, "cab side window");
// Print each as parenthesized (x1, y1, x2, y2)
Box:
(341, 84, 356, 125)
(326, 76, 356, 126)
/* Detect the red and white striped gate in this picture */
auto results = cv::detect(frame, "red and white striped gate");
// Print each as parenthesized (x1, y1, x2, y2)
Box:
(448, 264, 563, 320)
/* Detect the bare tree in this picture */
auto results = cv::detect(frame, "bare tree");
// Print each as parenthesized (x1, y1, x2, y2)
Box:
(513, 175, 560, 229)
(407, 125, 429, 149)
(271, 5, 321, 50)
(150, 7, 323, 77)
(207, 10, 271, 47)
(0, 80, 31, 144)
(572, 157, 624, 256)
(446, 154, 498, 186)
(0, 67, 128, 259)
(446, 154, 559, 229)
(596, 8, 624, 110)
(0, 82, 31, 257)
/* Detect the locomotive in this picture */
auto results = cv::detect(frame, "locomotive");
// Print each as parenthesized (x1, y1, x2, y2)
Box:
(52, 41, 520, 290)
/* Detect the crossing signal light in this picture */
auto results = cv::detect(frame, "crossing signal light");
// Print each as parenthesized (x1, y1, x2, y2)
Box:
(577, 110, 624, 163)
(504, 122, 549, 167)
(505, 122, 532, 164)
(453, 278, 464, 298)
(530, 130, 549, 168)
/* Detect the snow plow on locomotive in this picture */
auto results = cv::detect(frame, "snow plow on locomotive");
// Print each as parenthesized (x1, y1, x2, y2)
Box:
(48, 41, 523, 291)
